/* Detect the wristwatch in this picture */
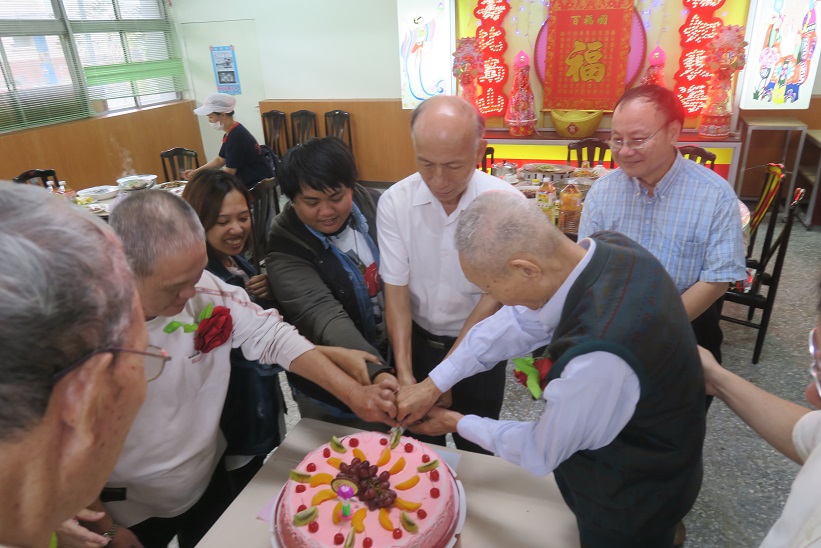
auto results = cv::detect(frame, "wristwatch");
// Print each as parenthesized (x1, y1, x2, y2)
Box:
(102, 522, 118, 545)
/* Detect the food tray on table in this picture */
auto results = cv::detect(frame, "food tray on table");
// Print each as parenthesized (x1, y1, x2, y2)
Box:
(117, 174, 157, 191)
(77, 185, 119, 201)
(518, 164, 575, 182)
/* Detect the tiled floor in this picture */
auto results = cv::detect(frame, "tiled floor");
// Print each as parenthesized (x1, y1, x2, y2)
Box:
(276, 218, 821, 547)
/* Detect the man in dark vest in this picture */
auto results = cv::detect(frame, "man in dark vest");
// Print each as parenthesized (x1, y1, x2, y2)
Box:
(397, 192, 706, 547)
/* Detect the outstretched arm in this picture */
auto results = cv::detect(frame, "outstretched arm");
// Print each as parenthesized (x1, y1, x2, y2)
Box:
(290, 348, 398, 425)
(700, 346, 810, 464)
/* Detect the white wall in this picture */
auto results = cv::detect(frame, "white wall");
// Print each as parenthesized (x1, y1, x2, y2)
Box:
(172, 0, 401, 100)
(171, 0, 401, 159)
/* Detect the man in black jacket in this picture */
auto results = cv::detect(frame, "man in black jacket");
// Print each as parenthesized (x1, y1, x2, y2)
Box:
(266, 137, 395, 428)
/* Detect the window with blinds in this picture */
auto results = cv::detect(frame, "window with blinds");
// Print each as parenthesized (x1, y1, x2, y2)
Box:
(0, 0, 185, 133)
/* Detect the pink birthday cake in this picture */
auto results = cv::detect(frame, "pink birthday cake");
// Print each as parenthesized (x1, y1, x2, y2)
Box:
(274, 431, 461, 548)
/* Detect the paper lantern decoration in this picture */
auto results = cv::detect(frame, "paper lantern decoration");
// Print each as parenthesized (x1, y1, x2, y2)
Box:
(453, 37, 484, 107)
(641, 46, 667, 87)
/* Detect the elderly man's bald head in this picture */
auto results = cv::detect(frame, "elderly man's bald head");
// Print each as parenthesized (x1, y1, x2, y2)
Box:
(410, 95, 485, 145)
(408, 95, 488, 214)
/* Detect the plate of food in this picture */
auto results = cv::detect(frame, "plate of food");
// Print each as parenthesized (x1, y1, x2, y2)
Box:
(155, 180, 187, 190)
(520, 163, 575, 175)
(77, 185, 119, 201)
(85, 203, 110, 216)
(117, 175, 157, 192)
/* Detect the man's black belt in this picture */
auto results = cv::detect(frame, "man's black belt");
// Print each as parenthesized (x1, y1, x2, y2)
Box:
(412, 322, 457, 350)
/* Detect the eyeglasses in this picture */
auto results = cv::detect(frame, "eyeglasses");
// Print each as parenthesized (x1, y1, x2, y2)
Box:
(50, 345, 169, 385)
(810, 328, 821, 399)
(609, 124, 666, 151)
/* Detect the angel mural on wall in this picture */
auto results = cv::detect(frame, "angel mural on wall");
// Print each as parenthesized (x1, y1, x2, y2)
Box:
(399, 1, 449, 108)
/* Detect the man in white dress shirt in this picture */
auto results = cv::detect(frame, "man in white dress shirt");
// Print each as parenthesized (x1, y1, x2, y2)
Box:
(378, 95, 517, 453)
(398, 192, 705, 547)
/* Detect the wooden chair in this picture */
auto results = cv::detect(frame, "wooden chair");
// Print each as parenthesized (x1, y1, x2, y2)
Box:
(324, 110, 353, 153)
(160, 147, 199, 182)
(480, 146, 495, 173)
(261, 110, 290, 159)
(13, 169, 59, 189)
(720, 164, 803, 364)
(679, 145, 717, 170)
(566, 138, 613, 168)
(249, 177, 282, 270)
(290, 110, 318, 147)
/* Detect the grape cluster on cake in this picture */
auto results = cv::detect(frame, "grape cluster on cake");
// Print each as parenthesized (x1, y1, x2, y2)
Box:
(274, 432, 460, 548)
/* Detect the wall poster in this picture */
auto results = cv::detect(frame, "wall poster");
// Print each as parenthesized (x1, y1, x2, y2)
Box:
(542, 0, 634, 110)
(210, 45, 242, 95)
(740, 1, 818, 110)
(397, 0, 456, 109)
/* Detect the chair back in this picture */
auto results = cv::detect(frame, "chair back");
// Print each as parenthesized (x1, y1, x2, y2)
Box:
(13, 169, 59, 189)
(249, 177, 282, 270)
(261, 110, 290, 158)
(480, 146, 495, 173)
(290, 110, 318, 147)
(324, 110, 353, 153)
(721, 187, 805, 363)
(747, 163, 784, 260)
(679, 145, 717, 170)
(566, 138, 613, 168)
(160, 147, 200, 182)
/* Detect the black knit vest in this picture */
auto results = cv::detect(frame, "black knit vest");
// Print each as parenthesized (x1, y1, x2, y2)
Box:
(546, 231, 705, 541)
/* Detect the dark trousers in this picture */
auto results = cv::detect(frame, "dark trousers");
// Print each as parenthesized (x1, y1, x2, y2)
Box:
(129, 459, 234, 548)
(692, 301, 722, 363)
(410, 323, 506, 454)
(578, 522, 675, 548)
(691, 301, 723, 410)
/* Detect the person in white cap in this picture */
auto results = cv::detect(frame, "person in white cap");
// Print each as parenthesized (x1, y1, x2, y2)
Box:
(183, 93, 274, 189)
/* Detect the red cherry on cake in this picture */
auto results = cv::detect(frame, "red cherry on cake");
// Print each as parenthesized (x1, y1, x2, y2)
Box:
(308, 521, 319, 533)
(323, 447, 331, 458)
(379, 438, 388, 446)
(306, 462, 316, 472)
(417, 509, 427, 519)
(363, 538, 373, 548)
(430, 469, 439, 481)
(297, 504, 307, 512)
(334, 533, 344, 545)
(404, 442, 413, 453)
(393, 528, 403, 539)
(421, 454, 430, 463)
(430, 487, 440, 498)
(295, 484, 306, 493)
(349, 437, 359, 447)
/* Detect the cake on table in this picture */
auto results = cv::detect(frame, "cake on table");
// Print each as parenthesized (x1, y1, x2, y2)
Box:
(274, 431, 462, 548)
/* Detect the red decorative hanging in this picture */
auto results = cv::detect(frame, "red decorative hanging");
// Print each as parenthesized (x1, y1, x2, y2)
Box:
(674, 0, 725, 115)
(474, 0, 511, 117)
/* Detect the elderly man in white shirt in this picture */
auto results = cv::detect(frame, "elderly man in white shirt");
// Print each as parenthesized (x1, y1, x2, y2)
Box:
(378, 94, 519, 453)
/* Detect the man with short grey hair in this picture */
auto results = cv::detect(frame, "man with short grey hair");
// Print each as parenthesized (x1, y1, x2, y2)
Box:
(398, 192, 706, 547)
(75, 190, 399, 547)
(0, 183, 149, 548)
(379, 95, 518, 453)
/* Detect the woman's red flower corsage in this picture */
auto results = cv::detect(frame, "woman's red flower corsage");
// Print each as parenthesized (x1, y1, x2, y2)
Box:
(162, 303, 233, 354)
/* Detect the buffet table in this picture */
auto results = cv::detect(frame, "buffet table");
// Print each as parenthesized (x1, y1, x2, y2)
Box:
(196, 419, 580, 547)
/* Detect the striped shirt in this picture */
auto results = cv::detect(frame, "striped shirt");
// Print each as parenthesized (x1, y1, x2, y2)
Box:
(578, 152, 746, 293)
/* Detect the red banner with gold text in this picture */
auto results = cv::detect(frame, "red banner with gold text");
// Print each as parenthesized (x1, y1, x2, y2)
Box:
(542, 0, 633, 110)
